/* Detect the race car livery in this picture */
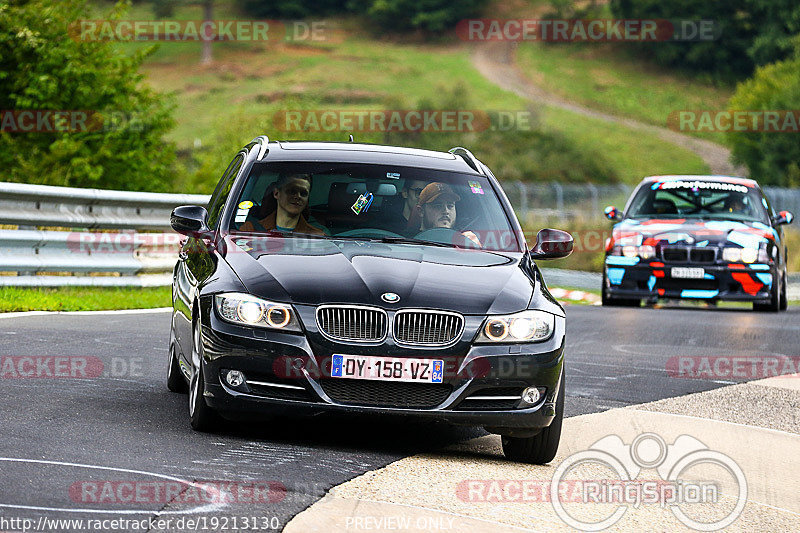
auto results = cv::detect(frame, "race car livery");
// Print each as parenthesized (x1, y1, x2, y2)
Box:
(602, 175, 793, 311)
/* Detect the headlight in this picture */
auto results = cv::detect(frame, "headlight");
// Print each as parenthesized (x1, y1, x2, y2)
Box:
(476, 310, 555, 343)
(722, 247, 741, 263)
(215, 292, 302, 332)
(622, 245, 638, 258)
(740, 248, 758, 263)
(638, 245, 656, 259)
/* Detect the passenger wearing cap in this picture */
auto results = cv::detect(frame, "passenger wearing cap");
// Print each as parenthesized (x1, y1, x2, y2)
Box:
(239, 173, 325, 235)
(409, 182, 481, 247)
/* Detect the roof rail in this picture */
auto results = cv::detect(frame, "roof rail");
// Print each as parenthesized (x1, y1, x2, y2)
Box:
(448, 147, 484, 175)
(250, 135, 270, 160)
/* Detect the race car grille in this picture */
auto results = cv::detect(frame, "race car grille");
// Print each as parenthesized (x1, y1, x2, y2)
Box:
(393, 310, 464, 346)
(661, 247, 689, 262)
(661, 246, 716, 264)
(456, 387, 523, 410)
(319, 379, 453, 408)
(316, 306, 387, 342)
(690, 249, 716, 263)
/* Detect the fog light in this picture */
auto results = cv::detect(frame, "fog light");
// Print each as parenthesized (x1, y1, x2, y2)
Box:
(521, 386, 544, 405)
(225, 370, 245, 387)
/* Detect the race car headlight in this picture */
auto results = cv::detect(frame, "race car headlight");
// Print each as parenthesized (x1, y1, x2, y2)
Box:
(740, 247, 758, 263)
(722, 247, 742, 263)
(622, 245, 638, 258)
(638, 245, 656, 259)
(215, 293, 302, 332)
(477, 310, 555, 343)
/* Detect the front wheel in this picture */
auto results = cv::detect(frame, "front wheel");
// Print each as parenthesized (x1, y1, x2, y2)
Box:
(189, 323, 220, 432)
(753, 274, 780, 312)
(779, 272, 788, 311)
(502, 370, 565, 465)
(167, 344, 188, 393)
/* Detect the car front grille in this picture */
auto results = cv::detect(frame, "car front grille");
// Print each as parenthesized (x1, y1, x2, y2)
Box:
(661, 246, 716, 264)
(316, 305, 387, 342)
(456, 387, 523, 410)
(319, 379, 453, 408)
(393, 310, 464, 346)
(690, 248, 716, 263)
(661, 246, 689, 262)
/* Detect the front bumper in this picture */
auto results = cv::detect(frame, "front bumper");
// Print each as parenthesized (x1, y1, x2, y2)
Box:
(195, 301, 565, 432)
(604, 256, 776, 302)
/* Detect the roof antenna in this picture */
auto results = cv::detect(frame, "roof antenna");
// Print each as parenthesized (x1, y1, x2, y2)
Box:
(349, 134, 354, 142)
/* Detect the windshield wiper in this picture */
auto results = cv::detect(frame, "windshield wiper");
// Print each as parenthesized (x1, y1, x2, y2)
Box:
(378, 236, 455, 248)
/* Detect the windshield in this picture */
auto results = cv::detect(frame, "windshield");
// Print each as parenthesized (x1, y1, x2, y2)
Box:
(626, 181, 770, 223)
(228, 162, 522, 252)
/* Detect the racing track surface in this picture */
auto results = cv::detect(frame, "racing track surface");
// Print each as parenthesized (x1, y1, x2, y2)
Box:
(0, 305, 797, 531)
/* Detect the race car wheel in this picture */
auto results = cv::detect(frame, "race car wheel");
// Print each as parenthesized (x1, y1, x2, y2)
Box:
(754, 275, 780, 312)
(189, 321, 220, 432)
(779, 272, 788, 311)
(502, 370, 564, 465)
(167, 343, 188, 393)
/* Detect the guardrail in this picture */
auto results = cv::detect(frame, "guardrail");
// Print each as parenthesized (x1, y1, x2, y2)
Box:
(0, 182, 209, 287)
(1, 180, 799, 287)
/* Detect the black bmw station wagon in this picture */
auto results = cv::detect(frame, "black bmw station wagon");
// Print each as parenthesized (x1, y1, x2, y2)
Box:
(168, 136, 573, 464)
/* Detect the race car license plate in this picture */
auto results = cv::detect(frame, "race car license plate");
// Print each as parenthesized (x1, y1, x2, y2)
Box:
(331, 354, 444, 383)
(671, 267, 705, 279)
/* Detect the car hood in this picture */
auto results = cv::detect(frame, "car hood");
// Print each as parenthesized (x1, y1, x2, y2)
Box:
(612, 218, 777, 248)
(221, 236, 534, 315)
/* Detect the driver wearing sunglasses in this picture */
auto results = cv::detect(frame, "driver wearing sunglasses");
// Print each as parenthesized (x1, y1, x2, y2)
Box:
(239, 173, 325, 235)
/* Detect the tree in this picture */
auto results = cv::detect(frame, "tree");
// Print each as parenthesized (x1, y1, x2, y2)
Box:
(361, 0, 489, 33)
(151, 0, 214, 63)
(0, 0, 177, 191)
(727, 44, 800, 186)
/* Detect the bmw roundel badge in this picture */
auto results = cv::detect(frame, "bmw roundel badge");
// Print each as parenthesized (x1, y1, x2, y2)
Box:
(381, 292, 400, 303)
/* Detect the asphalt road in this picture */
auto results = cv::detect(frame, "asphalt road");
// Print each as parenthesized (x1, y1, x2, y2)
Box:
(0, 305, 797, 532)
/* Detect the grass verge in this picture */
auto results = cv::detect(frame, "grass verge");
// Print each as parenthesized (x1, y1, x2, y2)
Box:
(0, 286, 171, 312)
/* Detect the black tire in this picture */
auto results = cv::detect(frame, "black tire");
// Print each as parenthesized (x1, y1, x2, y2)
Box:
(167, 344, 189, 393)
(779, 273, 788, 311)
(502, 370, 565, 465)
(754, 275, 780, 312)
(601, 271, 640, 307)
(189, 323, 220, 432)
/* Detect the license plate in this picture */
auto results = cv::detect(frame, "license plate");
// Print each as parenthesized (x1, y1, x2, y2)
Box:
(331, 354, 444, 383)
(671, 267, 705, 279)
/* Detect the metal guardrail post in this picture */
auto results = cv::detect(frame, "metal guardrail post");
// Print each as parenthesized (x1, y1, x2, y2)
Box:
(515, 181, 528, 220)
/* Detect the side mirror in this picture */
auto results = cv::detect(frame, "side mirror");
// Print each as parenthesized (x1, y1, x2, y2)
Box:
(604, 205, 622, 221)
(171, 205, 212, 237)
(530, 228, 573, 260)
(773, 210, 794, 226)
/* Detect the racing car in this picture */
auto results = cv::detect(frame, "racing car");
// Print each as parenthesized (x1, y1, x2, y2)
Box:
(602, 175, 793, 311)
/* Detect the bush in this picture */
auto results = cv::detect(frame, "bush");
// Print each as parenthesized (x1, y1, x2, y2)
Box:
(237, 0, 350, 19)
(361, 0, 489, 33)
(727, 48, 800, 187)
(0, 0, 176, 191)
(610, 0, 800, 80)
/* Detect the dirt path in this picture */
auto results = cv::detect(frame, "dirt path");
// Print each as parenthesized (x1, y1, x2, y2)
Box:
(472, 42, 744, 176)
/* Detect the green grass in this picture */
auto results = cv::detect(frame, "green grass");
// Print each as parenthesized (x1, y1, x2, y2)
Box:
(515, 42, 734, 143)
(0, 286, 171, 312)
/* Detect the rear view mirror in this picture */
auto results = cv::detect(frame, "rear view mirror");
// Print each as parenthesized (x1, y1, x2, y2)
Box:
(773, 210, 794, 226)
(171, 205, 212, 237)
(604, 206, 622, 221)
(375, 183, 397, 196)
(530, 228, 573, 260)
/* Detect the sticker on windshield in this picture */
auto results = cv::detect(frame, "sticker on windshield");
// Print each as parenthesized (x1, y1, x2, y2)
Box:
(351, 192, 374, 215)
(235, 201, 253, 224)
(386, 172, 400, 179)
(238, 201, 254, 210)
(468, 181, 484, 195)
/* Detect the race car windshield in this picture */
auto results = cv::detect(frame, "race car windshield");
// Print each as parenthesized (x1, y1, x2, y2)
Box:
(229, 162, 523, 252)
(626, 182, 770, 223)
